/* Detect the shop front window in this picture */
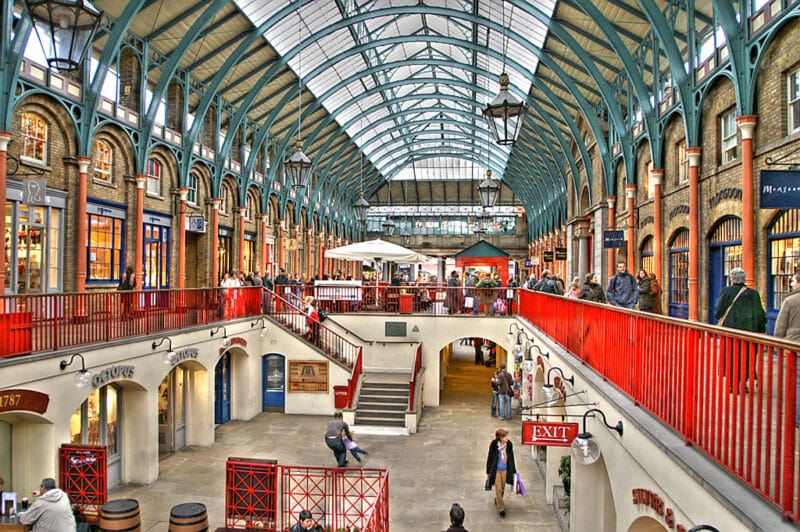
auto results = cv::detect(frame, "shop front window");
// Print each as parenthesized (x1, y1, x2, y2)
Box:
(16, 205, 45, 294)
(88, 213, 123, 283)
(93, 139, 112, 183)
(669, 229, 689, 318)
(243, 238, 255, 274)
(640, 236, 654, 275)
(143, 224, 170, 289)
(769, 209, 800, 312)
(69, 385, 119, 456)
(146, 159, 161, 196)
(4, 199, 62, 294)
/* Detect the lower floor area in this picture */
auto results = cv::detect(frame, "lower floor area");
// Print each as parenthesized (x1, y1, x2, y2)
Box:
(109, 342, 561, 531)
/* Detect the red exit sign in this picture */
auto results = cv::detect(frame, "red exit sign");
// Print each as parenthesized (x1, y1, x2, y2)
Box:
(521, 421, 579, 447)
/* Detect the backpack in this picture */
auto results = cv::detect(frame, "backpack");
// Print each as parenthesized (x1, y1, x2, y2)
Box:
(318, 310, 328, 322)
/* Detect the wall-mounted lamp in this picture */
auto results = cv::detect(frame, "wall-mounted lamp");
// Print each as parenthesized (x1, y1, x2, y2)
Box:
(152, 337, 176, 365)
(251, 317, 268, 338)
(505, 322, 523, 345)
(541, 367, 575, 406)
(59, 353, 91, 389)
(528, 343, 549, 360)
(211, 326, 230, 347)
(688, 526, 720, 532)
(570, 408, 624, 466)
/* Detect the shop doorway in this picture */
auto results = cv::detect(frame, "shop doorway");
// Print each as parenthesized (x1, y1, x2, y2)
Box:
(185, 233, 200, 288)
(214, 353, 231, 424)
(707, 217, 742, 324)
(158, 367, 187, 455)
(69, 385, 121, 488)
(262, 354, 285, 411)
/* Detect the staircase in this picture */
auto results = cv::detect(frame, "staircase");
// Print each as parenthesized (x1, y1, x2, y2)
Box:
(355, 373, 410, 429)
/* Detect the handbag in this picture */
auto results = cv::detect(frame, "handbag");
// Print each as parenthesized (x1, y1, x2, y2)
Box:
(484, 475, 492, 491)
(514, 473, 526, 496)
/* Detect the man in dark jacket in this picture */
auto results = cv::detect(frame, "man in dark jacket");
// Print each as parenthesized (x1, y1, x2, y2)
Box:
(274, 268, 290, 310)
(607, 261, 639, 308)
(485, 428, 516, 518)
(533, 270, 561, 295)
(714, 267, 766, 392)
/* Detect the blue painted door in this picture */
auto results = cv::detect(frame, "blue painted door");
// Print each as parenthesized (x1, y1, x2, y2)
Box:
(708, 246, 724, 324)
(214, 353, 231, 424)
(263, 354, 285, 411)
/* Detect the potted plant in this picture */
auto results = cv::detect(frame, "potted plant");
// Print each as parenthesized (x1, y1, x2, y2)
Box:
(558, 455, 571, 496)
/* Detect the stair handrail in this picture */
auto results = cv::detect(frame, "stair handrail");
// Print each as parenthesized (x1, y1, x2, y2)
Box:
(408, 343, 423, 410)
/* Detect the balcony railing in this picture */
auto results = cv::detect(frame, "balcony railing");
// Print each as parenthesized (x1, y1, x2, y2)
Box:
(518, 290, 800, 522)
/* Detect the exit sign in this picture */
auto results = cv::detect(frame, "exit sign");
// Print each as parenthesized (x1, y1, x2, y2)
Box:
(521, 421, 579, 447)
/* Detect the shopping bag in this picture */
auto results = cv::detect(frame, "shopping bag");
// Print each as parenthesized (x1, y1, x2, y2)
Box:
(513, 472, 526, 495)
(463, 296, 474, 308)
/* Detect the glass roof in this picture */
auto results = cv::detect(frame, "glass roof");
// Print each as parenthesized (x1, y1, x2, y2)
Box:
(234, 0, 556, 181)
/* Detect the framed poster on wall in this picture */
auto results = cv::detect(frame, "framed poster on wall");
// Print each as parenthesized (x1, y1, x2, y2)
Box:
(288, 361, 329, 392)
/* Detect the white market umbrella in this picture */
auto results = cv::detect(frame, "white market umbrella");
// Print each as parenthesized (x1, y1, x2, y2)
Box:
(325, 238, 434, 264)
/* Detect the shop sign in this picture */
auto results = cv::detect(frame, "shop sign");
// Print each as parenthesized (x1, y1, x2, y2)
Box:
(288, 360, 329, 392)
(524, 259, 532, 267)
(554, 247, 567, 260)
(186, 216, 206, 233)
(23, 178, 47, 205)
(631, 488, 687, 531)
(0, 389, 49, 414)
(172, 347, 199, 364)
(92, 365, 134, 388)
(603, 230, 625, 248)
(760, 170, 800, 209)
(521, 421, 578, 446)
(543, 250, 554, 262)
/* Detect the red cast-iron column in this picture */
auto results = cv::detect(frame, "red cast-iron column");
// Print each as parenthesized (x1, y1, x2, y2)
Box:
(626, 185, 636, 269)
(238, 207, 247, 274)
(211, 198, 220, 285)
(687, 148, 702, 321)
(738, 116, 757, 288)
(178, 188, 188, 289)
(651, 168, 664, 284)
(606, 196, 616, 277)
(261, 214, 269, 274)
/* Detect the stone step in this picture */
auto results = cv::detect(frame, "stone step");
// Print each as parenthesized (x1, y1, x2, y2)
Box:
(354, 415, 406, 427)
(357, 401, 406, 411)
(360, 388, 409, 397)
(361, 382, 409, 390)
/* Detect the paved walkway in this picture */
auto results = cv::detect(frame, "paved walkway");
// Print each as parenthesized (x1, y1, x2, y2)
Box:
(110, 341, 562, 531)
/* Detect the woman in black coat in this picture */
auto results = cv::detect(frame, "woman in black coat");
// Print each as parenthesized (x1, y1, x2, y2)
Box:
(578, 272, 606, 303)
(637, 269, 654, 312)
(485, 428, 516, 517)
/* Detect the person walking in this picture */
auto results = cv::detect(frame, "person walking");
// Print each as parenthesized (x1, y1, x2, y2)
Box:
(637, 269, 655, 312)
(714, 267, 766, 392)
(485, 428, 516, 518)
(324, 411, 353, 467)
(774, 271, 800, 426)
(17, 478, 76, 532)
(473, 337, 485, 365)
(445, 270, 462, 314)
(490, 368, 501, 417)
(607, 261, 639, 308)
(442, 502, 468, 532)
(117, 265, 136, 320)
(649, 273, 663, 314)
(496, 363, 514, 420)
(578, 272, 606, 303)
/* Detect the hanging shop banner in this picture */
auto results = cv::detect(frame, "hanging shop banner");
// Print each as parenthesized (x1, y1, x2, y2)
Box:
(23, 178, 47, 205)
(543, 250, 554, 263)
(186, 216, 206, 233)
(603, 230, 625, 249)
(554, 247, 567, 260)
(521, 421, 579, 447)
(759, 170, 800, 209)
(524, 259, 532, 268)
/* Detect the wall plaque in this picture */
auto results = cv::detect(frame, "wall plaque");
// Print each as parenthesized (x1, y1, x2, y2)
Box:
(288, 360, 329, 392)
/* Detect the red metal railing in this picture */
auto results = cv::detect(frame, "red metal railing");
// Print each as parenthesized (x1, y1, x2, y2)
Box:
(59, 444, 107, 524)
(225, 457, 389, 531)
(518, 290, 800, 521)
(409, 343, 423, 409)
(0, 288, 261, 358)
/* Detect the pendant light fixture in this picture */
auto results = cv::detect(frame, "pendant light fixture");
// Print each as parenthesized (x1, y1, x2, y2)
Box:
(25, 0, 102, 71)
(352, 120, 370, 223)
(482, 3, 527, 146)
(285, 0, 312, 189)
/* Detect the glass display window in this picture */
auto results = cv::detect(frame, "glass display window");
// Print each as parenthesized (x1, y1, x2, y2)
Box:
(69, 385, 119, 456)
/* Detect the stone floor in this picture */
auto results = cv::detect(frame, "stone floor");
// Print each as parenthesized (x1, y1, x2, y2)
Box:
(110, 341, 562, 531)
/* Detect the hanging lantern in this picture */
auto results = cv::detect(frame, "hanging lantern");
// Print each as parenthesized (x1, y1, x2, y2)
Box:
(286, 140, 312, 189)
(25, 0, 102, 71)
(478, 169, 501, 209)
(483, 73, 528, 146)
(352, 192, 370, 222)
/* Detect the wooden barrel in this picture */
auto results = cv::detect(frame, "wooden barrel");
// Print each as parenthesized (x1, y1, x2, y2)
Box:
(168, 502, 208, 532)
(99, 498, 140, 532)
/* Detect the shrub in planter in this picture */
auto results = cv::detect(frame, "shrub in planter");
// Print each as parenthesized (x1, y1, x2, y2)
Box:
(558, 455, 571, 495)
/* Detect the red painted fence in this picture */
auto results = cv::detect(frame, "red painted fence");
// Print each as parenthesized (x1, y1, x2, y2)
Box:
(518, 290, 800, 522)
(225, 457, 389, 531)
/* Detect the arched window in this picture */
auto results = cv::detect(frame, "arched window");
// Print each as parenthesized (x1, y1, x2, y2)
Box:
(21, 112, 48, 164)
(768, 209, 800, 313)
(93, 139, 112, 183)
(146, 158, 161, 196)
(640, 235, 654, 274)
(186, 173, 198, 204)
(707, 216, 742, 323)
(668, 229, 690, 318)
